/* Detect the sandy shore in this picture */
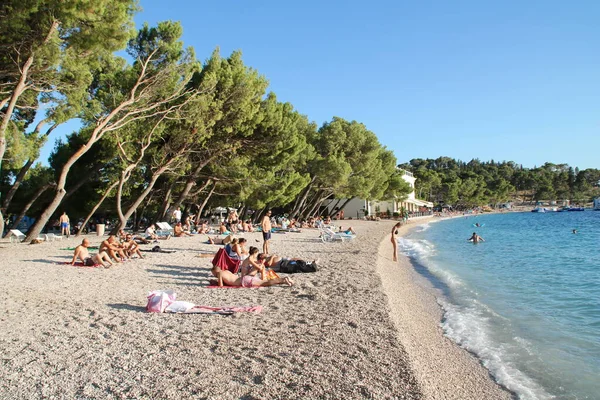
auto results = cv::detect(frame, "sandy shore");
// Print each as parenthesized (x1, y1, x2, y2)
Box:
(377, 218, 513, 400)
(0, 219, 510, 399)
(1, 221, 420, 399)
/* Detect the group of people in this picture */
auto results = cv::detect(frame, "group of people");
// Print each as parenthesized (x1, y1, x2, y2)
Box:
(71, 233, 144, 267)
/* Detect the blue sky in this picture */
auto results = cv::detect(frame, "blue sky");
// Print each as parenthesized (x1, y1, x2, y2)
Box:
(39, 0, 600, 169)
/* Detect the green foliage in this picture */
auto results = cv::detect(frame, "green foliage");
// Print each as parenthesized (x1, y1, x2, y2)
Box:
(401, 157, 600, 207)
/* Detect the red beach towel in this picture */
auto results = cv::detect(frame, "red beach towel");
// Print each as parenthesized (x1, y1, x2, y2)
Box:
(211, 248, 241, 274)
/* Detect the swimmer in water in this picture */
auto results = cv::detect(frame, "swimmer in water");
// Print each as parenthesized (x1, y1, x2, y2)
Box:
(468, 232, 485, 243)
(475, 222, 481, 227)
(572, 229, 577, 234)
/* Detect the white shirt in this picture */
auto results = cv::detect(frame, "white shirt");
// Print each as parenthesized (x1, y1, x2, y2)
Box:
(173, 209, 182, 220)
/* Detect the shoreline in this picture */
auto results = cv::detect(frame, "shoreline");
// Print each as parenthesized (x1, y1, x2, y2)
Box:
(376, 217, 513, 399)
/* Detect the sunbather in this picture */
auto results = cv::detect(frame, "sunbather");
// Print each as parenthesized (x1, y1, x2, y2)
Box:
(226, 238, 248, 260)
(219, 222, 228, 234)
(72, 239, 113, 267)
(264, 254, 319, 271)
(100, 236, 127, 262)
(211, 247, 292, 287)
(123, 234, 144, 259)
(174, 222, 193, 237)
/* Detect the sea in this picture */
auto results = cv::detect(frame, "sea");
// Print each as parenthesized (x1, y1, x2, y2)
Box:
(399, 211, 600, 400)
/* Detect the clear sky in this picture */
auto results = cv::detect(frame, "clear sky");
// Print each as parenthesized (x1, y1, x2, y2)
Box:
(39, 0, 600, 169)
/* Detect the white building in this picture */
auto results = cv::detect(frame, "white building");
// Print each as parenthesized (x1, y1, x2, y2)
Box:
(325, 169, 433, 218)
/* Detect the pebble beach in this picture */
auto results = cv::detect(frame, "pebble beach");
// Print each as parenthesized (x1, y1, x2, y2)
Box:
(0, 219, 511, 399)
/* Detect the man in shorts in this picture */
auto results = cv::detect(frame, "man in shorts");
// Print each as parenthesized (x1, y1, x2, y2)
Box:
(261, 210, 272, 255)
(59, 212, 70, 237)
(72, 239, 113, 267)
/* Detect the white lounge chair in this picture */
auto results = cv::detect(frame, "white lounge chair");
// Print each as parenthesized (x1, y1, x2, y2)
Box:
(155, 222, 174, 237)
(8, 229, 44, 243)
(320, 227, 355, 243)
(44, 233, 63, 242)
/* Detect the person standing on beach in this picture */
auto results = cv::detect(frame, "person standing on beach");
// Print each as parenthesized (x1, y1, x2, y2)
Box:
(172, 207, 182, 224)
(391, 222, 402, 262)
(59, 212, 70, 237)
(261, 210, 272, 255)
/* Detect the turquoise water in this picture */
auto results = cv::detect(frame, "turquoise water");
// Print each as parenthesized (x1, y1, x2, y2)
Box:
(400, 212, 600, 400)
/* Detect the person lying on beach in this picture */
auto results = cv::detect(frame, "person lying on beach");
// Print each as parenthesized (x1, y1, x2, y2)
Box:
(123, 234, 144, 259)
(100, 236, 128, 262)
(210, 247, 293, 287)
(468, 232, 485, 243)
(342, 226, 356, 235)
(72, 239, 113, 267)
(263, 254, 319, 272)
(174, 222, 193, 237)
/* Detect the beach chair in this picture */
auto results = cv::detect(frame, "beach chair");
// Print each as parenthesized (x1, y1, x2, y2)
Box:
(155, 222, 174, 237)
(320, 227, 355, 243)
(8, 229, 44, 243)
(44, 233, 63, 242)
(8, 229, 26, 243)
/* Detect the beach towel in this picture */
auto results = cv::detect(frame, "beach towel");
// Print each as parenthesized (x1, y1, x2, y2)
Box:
(140, 246, 176, 254)
(60, 261, 102, 268)
(61, 246, 99, 251)
(207, 279, 257, 289)
(211, 248, 241, 274)
(164, 302, 262, 314)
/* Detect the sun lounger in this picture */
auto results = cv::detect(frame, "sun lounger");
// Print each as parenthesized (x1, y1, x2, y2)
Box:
(155, 222, 174, 237)
(320, 227, 355, 243)
(8, 229, 44, 243)
(44, 233, 63, 242)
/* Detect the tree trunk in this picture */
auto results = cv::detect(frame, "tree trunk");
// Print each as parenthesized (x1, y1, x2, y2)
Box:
(1, 159, 35, 212)
(195, 181, 215, 225)
(328, 198, 342, 216)
(299, 189, 321, 219)
(169, 156, 216, 213)
(3, 183, 55, 237)
(337, 197, 356, 215)
(76, 181, 118, 237)
(0, 20, 59, 174)
(155, 180, 176, 223)
(1, 123, 59, 213)
(291, 177, 316, 218)
(112, 165, 171, 234)
(135, 191, 155, 232)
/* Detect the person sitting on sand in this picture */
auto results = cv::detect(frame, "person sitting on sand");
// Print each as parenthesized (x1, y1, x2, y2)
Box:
(72, 239, 113, 267)
(226, 238, 248, 260)
(468, 232, 485, 243)
(174, 222, 193, 237)
(100, 236, 128, 262)
(211, 247, 293, 287)
(123, 234, 144, 259)
(219, 221, 228, 234)
(145, 224, 158, 240)
(196, 221, 208, 234)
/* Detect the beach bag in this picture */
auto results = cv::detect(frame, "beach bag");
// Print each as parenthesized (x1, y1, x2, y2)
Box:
(146, 290, 176, 313)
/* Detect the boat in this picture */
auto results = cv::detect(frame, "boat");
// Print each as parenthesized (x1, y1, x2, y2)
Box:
(594, 198, 600, 211)
(568, 207, 585, 212)
(531, 207, 546, 213)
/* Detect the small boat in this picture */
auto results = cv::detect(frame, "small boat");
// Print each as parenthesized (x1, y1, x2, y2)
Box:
(594, 198, 600, 211)
(531, 207, 546, 213)
(568, 207, 585, 212)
